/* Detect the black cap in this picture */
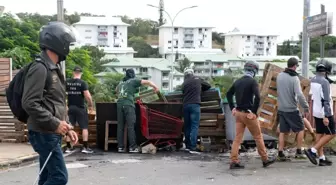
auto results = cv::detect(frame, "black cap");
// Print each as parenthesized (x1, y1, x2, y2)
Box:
(73, 66, 82, 72)
(287, 57, 299, 68)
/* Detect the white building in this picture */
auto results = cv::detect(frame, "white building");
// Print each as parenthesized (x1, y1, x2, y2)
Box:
(224, 28, 278, 57)
(72, 16, 135, 58)
(182, 53, 244, 77)
(95, 57, 183, 91)
(158, 23, 214, 56)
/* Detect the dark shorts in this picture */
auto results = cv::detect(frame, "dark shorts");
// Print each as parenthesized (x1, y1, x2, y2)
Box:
(278, 110, 304, 133)
(314, 116, 336, 135)
(68, 106, 88, 129)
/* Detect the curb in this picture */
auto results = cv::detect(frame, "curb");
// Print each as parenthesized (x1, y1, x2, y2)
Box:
(0, 153, 39, 169)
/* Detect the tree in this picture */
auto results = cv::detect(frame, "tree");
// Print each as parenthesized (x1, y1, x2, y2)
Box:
(176, 58, 191, 73)
(0, 47, 32, 69)
(65, 48, 97, 87)
(128, 36, 160, 58)
(80, 45, 107, 74)
(92, 73, 124, 102)
(210, 75, 235, 99)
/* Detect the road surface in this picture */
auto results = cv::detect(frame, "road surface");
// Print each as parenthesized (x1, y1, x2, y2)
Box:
(0, 150, 335, 185)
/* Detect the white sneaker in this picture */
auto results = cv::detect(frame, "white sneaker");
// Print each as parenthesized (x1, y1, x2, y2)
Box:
(81, 147, 94, 154)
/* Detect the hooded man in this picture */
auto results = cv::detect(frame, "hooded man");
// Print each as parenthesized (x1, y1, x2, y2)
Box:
(116, 68, 159, 153)
(226, 60, 276, 169)
(276, 57, 309, 161)
(182, 68, 211, 154)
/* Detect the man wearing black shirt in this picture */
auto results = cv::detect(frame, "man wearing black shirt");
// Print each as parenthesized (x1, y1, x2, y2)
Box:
(182, 68, 211, 154)
(226, 60, 275, 169)
(65, 66, 94, 154)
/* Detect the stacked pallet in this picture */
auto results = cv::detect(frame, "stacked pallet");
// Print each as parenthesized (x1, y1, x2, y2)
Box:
(0, 95, 25, 143)
(258, 63, 311, 145)
(73, 119, 97, 146)
(135, 89, 167, 103)
(165, 89, 226, 151)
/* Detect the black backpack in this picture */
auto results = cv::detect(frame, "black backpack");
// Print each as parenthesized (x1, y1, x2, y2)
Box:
(6, 58, 51, 123)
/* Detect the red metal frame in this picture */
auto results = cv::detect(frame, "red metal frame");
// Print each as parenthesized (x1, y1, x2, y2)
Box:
(137, 100, 183, 148)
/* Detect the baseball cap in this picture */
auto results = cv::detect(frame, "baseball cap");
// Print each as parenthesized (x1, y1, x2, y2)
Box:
(73, 66, 82, 72)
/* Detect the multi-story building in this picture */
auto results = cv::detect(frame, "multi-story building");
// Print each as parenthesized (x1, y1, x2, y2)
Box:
(72, 16, 135, 58)
(224, 28, 278, 57)
(183, 53, 244, 77)
(159, 23, 214, 56)
(94, 57, 183, 91)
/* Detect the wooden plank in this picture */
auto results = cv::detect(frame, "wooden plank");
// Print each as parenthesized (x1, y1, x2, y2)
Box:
(270, 80, 277, 88)
(259, 112, 274, 122)
(200, 113, 218, 120)
(268, 88, 277, 97)
(200, 120, 217, 127)
(261, 104, 275, 112)
(198, 129, 225, 137)
(264, 97, 277, 105)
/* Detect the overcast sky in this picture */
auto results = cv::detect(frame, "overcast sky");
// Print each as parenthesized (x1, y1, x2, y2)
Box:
(2, 0, 336, 42)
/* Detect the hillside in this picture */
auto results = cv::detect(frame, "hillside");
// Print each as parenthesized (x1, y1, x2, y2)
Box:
(145, 35, 224, 49)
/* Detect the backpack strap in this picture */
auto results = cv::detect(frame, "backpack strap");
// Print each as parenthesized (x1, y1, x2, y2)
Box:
(34, 58, 52, 92)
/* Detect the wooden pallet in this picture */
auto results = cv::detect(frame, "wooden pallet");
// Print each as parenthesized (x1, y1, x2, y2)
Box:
(0, 98, 25, 143)
(258, 63, 311, 145)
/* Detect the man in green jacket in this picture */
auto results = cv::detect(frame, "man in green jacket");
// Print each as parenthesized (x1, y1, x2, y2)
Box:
(116, 69, 158, 153)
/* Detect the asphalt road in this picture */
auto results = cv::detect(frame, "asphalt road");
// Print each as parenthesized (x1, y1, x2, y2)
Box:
(1, 150, 336, 185)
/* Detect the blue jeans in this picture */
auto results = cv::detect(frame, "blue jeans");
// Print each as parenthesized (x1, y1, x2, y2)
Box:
(183, 104, 201, 150)
(28, 130, 68, 185)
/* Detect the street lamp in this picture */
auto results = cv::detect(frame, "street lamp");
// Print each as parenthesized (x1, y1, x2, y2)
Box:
(147, 4, 198, 92)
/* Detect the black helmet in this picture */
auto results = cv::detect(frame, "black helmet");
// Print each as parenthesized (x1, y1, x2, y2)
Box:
(244, 60, 259, 75)
(39, 21, 76, 61)
(316, 59, 332, 74)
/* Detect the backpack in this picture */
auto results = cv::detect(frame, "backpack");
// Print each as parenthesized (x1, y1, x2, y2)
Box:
(6, 58, 51, 123)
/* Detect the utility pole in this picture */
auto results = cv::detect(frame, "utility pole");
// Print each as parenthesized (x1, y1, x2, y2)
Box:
(57, 0, 66, 79)
(302, 0, 310, 78)
(320, 4, 325, 58)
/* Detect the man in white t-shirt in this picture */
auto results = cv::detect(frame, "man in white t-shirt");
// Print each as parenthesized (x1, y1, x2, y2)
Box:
(305, 59, 335, 166)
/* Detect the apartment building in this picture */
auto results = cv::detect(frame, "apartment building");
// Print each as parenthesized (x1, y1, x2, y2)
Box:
(94, 57, 183, 91)
(159, 23, 214, 55)
(224, 28, 278, 57)
(183, 53, 244, 77)
(72, 16, 135, 58)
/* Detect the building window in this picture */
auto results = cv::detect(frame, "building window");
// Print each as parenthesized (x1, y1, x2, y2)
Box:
(85, 36, 91, 39)
(242, 36, 244, 38)
(114, 26, 117, 29)
(205, 28, 208, 31)
(168, 40, 171, 44)
(198, 28, 202, 34)
(174, 28, 178, 34)
(123, 68, 126, 72)
(120, 33, 122, 36)
(140, 68, 148, 73)
(85, 30, 91, 32)
(176, 77, 180, 81)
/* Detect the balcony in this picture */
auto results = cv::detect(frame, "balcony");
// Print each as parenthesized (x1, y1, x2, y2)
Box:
(255, 44, 264, 49)
(98, 27, 108, 32)
(162, 76, 169, 81)
(98, 35, 108, 40)
(183, 43, 194, 48)
(194, 65, 211, 69)
(184, 29, 194, 34)
(184, 36, 194, 41)
(255, 37, 264, 42)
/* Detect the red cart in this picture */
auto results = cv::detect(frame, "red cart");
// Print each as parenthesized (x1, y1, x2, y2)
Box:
(137, 100, 183, 151)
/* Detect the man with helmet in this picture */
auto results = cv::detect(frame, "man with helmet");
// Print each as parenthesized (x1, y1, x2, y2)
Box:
(22, 22, 78, 185)
(181, 67, 211, 154)
(276, 57, 309, 161)
(116, 68, 159, 153)
(305, 59, 335, 166)
(226, 60, 275, 169)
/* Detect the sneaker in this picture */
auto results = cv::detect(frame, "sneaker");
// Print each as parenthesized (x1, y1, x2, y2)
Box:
(64, 147, 74, 154)
(230, 162, 245, 169)
(304, 149, 318, 165)
(81, 147, 94, 154)
(118, 148, 126, 153)
(263, 157, 276, 168)
(295, 152, 307, 159)
(129, 147, 140, 153)
(319, 158, 333, 166)
(277, 155, 291, 162)
(189, 149, 201, 155)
